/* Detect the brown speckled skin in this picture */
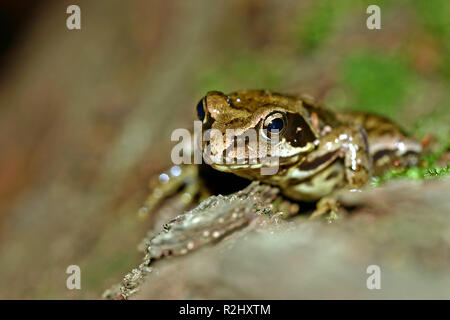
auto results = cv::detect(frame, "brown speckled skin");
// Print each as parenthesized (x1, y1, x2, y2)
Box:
(199, 90, 422, 201)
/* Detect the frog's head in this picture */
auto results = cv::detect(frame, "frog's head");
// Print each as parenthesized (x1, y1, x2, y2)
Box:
(195, 90, 319, 176)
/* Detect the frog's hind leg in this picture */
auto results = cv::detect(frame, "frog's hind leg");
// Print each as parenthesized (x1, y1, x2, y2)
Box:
(336, 111, 422, 175)
(137, 164, 209, 219)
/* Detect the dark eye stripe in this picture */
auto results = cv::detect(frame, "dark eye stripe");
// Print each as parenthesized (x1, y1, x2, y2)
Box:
(284, 113, 316, 147)
(298, 149, 340, 171)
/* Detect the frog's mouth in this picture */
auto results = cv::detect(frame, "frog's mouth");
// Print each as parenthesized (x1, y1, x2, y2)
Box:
(201, 130, 317, 173)
(203, 145, 313, 172)
(206, 154, 301, 171)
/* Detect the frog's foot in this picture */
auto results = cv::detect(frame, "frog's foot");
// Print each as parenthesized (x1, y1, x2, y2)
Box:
(137, 165, 209, 219)
(309, 195, 341, 222)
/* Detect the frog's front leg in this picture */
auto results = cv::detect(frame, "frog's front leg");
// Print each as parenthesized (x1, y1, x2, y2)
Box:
(310, 124, 372, 219)
(137, 164, 209, 219)
(283, 124, 371, 195)
(280, 124, 371, 219)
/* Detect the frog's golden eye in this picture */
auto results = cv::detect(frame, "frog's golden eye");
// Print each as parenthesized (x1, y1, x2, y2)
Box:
(262, 111, 287, 139)
(196, 98, 207, 121)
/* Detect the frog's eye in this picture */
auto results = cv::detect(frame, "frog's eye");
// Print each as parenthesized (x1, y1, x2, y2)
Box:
(196, 98, 207, 121)
(262, 111, 287, 138)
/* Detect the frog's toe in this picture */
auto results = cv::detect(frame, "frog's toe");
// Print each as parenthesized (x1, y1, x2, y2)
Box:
(138, 165, 201, 220)
(309, 195, 341, 221)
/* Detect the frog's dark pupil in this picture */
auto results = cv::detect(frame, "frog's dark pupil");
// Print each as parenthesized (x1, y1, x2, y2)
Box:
(267, 118, 284, 133)
(197, 99, 205, 121)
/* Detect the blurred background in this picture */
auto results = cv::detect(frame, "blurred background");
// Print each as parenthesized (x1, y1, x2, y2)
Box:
(0, 0, 449, 299)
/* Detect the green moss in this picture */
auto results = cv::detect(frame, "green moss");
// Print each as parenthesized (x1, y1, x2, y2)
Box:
(371, 147, 450, 187)
(340, 53, 413, 116)
(425, 166, 450, 178)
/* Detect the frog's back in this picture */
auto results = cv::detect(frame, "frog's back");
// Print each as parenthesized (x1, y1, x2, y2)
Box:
(227, 90, 302, 113)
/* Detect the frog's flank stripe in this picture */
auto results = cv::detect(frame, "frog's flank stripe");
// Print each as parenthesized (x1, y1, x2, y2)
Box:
(298, 149, 340, 171)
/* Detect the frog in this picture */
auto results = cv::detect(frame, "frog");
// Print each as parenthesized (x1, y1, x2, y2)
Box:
(196, 90, 422, 217)
(114, 89, 423, 299)
(139, 89, 422, 220)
